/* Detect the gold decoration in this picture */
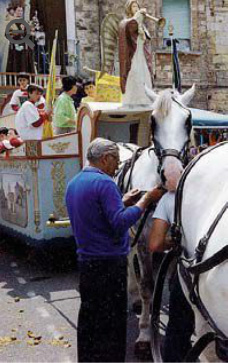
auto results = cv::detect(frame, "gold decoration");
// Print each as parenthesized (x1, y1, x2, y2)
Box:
(47, 142, 71, 154)
(29, 160, 41, 233)
(26, 141, 40, 158)
(51, 161, 68, 218)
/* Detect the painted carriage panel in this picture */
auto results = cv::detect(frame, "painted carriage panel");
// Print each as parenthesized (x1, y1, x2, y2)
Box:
(41, 133, 79, 157)
(0, 159, 34, 238)
(0, 130, 82, 245)
(0, 171, 28, 228)
(0, 156, 81, 243)
(8, 144, 26, 157)
(37, 157, 81, 241)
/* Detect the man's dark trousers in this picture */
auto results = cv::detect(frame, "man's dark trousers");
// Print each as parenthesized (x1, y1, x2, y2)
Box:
(77, 257, 128, 362)
(163, 274, 195, 362)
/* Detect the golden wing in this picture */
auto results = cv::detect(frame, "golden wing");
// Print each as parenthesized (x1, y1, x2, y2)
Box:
(100, 13, 122, 78)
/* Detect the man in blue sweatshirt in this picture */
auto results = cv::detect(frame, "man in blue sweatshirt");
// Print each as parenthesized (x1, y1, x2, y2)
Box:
(66, 137, 163, 362)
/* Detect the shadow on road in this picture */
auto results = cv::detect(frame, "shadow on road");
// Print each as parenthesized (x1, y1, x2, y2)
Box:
(0, 235, 153, 362)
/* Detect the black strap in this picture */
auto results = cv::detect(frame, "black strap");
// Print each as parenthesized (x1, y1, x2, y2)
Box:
(131, 202, 155, 248)
(174, 141, 228, 239)
(195, 202, 228, 262)
(184, 332, 216, 362)
(125, 147, 145, 193)
(151, 249, 178, 363)
(179, 261, 227, 339)
(188, 245, 228, 275)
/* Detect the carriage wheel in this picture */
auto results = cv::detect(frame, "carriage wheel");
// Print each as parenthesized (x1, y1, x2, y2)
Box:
(151, 249, 177, 362)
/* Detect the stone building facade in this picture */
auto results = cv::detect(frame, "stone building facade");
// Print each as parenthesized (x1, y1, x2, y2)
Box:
(74, 0, 228, 112)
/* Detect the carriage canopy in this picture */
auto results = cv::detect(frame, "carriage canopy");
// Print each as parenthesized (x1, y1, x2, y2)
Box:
(191, 108, 228, 128)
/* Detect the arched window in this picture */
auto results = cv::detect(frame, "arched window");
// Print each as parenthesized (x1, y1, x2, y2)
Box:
(163, 0, 191, 51)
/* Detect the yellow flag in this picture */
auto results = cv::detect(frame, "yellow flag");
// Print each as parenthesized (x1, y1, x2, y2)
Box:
(42, 30, 58, 139)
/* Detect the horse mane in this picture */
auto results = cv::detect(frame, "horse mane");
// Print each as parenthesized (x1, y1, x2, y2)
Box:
(153, 89, 179, 120)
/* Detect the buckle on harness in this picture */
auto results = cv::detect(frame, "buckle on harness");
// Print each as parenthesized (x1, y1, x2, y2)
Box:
(171, 223, 182, 245)
(216, 337, 228, 362)
(195, 235, 209, 261)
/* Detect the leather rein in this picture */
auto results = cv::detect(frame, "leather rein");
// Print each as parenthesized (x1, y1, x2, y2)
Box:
(172, 141, 228, 359)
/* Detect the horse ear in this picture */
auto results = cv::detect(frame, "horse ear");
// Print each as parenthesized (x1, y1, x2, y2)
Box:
(144, 85, 158, 103)
(180, 84, 196, 106)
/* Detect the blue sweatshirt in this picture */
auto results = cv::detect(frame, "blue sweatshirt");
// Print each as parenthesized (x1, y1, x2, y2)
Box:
(66, 166, 142, 260)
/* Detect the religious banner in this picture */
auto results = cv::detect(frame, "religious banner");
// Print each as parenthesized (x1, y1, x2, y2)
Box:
(0, 0, 10, 72)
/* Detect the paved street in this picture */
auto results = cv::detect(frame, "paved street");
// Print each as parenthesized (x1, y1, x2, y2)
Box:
(0, 238, 149, 363)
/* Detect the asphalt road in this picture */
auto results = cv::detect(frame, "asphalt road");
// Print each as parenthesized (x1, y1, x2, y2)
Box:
(0, 238, 151, 363)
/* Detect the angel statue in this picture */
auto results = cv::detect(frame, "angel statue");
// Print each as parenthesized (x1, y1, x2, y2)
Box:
(100, 0, 165, 107)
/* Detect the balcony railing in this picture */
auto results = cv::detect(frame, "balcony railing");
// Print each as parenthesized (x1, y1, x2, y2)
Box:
(0, 72, 66, 91)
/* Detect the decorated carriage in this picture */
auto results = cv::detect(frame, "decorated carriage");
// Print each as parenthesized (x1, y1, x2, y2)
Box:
(0, 101, 153, 245)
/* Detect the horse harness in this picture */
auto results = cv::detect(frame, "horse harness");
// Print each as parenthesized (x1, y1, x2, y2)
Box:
(151, 97, 192, 177)
(117, 99, 193, 248)
(116, 145, 157, 247)
(171, 141, 228, 361)
(116, 144, 147, 194)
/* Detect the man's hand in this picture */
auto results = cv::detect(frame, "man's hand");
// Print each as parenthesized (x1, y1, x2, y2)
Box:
(122, 188, 141, 207)
(144, 186, 165, 204)
(136, 185, 165, 211)
(139, 8, 147, 15)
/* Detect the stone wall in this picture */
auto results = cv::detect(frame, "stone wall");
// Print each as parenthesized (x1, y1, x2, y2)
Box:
(74, 0, 228, 112)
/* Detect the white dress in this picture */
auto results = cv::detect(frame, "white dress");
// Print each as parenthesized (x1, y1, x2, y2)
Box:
(122, 13, 153, 107)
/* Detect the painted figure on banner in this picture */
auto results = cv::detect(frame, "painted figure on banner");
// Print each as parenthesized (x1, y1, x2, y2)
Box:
(6, 4, 35, 73)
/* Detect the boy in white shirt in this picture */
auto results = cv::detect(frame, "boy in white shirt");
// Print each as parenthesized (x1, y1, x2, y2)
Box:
(10, 73, 30, 112)
(10, 73, 46, 113)
(15, 85, 50, 141)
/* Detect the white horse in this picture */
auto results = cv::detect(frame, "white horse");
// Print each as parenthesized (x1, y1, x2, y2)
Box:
(116, 84, 196, 356)
(177, 141, 228, 361)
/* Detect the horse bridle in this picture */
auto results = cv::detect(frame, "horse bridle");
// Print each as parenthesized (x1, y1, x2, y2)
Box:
(151, 97, 192, 177)
(172, 141, 228, 360)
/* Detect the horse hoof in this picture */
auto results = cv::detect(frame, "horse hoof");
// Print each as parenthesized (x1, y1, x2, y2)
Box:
(134, 341, 152, 361)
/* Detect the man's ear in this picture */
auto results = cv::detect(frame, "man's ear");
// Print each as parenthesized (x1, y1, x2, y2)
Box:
(100, 154, 108, 165)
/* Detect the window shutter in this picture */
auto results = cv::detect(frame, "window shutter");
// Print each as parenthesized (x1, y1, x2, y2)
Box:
(163, 0, 190, 39)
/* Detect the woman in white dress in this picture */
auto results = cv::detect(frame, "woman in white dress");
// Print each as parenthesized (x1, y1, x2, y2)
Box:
(119, 0, 153, 106)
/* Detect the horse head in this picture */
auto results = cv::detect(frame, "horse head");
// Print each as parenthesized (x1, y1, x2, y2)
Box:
(145, 84, 195, 190)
